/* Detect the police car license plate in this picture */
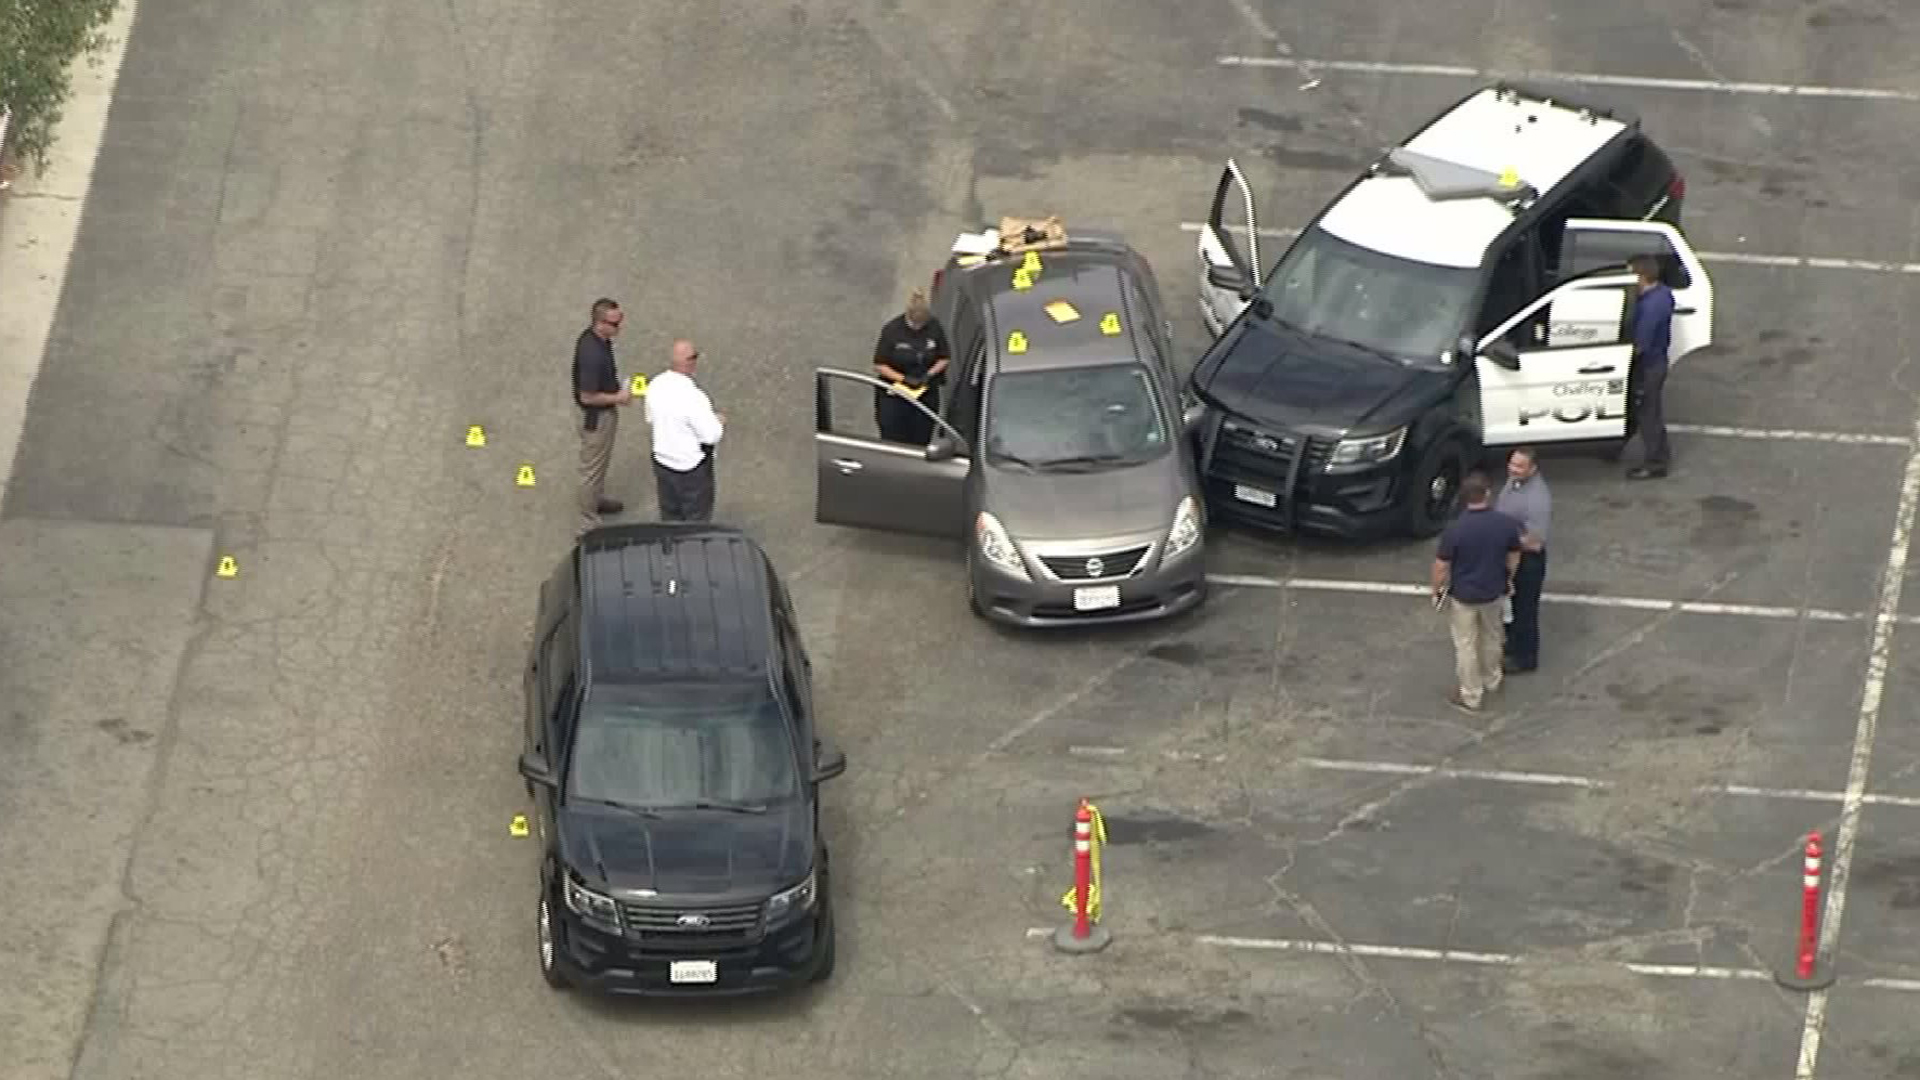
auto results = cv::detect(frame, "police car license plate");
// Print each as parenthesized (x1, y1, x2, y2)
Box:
(669, 960, 717, 984)
(1074, 585, 1121, 612)
(1233, 484, 1277, 508)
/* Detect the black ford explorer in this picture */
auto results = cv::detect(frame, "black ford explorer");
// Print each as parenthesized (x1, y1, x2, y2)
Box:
(516, 523, 848, 996)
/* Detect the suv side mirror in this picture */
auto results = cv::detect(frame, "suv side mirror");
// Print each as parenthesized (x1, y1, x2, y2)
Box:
(1481, 339, 1521, 371)
(926, 435, 960, 462)
(812, 741, 848, 783)
(1207, 265, 1255, 300)
(519, 751, 558, 789)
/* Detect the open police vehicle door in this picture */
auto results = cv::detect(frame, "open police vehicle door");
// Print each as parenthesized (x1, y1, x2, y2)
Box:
(813, 368, 969, 538)
(1473, 273, 1638, 445)
(1197, 159, 1261, 337)
(1556, 218, 1714, 365)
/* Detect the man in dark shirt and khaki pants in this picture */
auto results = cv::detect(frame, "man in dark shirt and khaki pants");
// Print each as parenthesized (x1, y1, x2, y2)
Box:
(573, 298, 634, 536)
(1432, 472, 1523, 713)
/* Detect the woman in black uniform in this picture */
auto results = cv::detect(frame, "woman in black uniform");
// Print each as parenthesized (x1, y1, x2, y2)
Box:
(871, 289, 950, 446)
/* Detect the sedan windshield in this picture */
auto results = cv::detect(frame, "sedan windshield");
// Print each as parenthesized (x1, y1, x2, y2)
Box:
(566, 684, 800, 808)
(986, 362, 1170, 470)
(1261, 226, 1480, 363)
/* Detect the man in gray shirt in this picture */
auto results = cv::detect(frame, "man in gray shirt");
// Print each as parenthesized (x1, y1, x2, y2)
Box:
(1496, 446, 1551, 673)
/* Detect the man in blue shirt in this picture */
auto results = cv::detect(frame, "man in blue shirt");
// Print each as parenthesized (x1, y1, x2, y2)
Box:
(1431, 472, 1523, 713)
(1623, 254, 1674, 479)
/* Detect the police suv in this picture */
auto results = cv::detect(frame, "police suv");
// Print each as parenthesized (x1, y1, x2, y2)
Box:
(1188, 82, 1714, 538)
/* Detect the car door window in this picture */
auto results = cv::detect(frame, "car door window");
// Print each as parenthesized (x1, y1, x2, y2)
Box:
(1478, 234, 1540, 340)
(1560, 227, 1693, 289)
(946, 337, 987, 444)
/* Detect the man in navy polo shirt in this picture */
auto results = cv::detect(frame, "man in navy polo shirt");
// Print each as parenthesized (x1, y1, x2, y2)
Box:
(1431, 472, 1523, 713)
(1624, 253, 1674, 479)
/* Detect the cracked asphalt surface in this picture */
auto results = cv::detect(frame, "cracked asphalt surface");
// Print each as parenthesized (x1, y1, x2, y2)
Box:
(4, 0, 1920, 1076)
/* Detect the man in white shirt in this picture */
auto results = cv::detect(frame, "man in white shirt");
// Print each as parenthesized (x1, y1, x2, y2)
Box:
(643, 339, 725, 522)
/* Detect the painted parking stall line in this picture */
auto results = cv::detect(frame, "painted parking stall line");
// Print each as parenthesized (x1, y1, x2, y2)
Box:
(1212, 55, 1920, 103)
(1297, 757, 1920, 811)
(1206, 573, 1920, 627)
(1021, 927, 1920, 992)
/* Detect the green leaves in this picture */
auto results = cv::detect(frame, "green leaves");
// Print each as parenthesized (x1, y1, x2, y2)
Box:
(0, 0, 121, 175)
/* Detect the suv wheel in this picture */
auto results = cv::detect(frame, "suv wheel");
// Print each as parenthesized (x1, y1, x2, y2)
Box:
(810, 903, 837, 983)
(1403, 439, 1469, 539)
(538, 893, 570, 990)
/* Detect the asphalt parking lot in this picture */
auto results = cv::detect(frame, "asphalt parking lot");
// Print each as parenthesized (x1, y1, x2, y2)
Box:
(4, 0, 1920, 1077)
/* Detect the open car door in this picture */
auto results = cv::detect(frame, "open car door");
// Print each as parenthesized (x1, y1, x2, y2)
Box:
(814, 368, 968, 539)
(1196, 159, 1261, 338)
(1557, 218, 1714, 365)
(1475, 273, 1638, 445)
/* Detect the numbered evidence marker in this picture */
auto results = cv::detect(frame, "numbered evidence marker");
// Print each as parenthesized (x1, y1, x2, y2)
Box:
(1011, 267, 1034, 290)
(1021, 250, 1043, 273)
(509, 814, 530, 838)
(1007, 330, 1028, 354)
(465, 424, 486, 447)
(516, 464, 537, 488)
(215, 555, 238, 579)
(1099, 312, 1122, 336)
(629, 373, 647, 397)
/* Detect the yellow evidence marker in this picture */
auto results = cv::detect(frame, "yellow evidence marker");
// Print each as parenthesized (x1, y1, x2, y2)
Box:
(1021, 250, 1043, 273)
(1099, 312, 1122, 335)
(215, 555, 238, 579)
(509, 814, 530, 838)
(465, 424, 486, 448)
(1007, 330, 1028, 354)
(629, 373, 648, 397)
(516, 464, 536, 488)
(1011, 267, 1034, 290)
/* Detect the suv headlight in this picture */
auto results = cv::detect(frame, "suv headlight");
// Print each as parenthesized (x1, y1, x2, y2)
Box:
(1327, 427, 1406, 469)
(765, 870, 817, 923)
(1166, 496, 1202, 558)
(563, 873, 622, 929)
(975, 512, 1029, 580)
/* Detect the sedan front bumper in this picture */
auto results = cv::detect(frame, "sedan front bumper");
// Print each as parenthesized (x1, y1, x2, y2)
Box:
(970, 538, 1207, 628)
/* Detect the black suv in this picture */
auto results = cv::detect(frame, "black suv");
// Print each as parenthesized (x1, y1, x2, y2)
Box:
(1192, 82, 1711, 538)
(517, 523, 847, 996)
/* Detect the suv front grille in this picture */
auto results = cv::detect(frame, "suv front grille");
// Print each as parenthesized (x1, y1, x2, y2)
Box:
(621, 900, 764, 951)
(1205, 421, 1336, 528)
(1039, 545, 1150, 581)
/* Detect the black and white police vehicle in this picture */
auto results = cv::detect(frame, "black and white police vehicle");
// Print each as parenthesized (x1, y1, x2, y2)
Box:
(1187, 82, 1714, 538)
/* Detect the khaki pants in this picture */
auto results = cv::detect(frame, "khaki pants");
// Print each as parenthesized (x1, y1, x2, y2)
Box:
(578, 409, 618, 535)
(1448, 596, 1506, 706)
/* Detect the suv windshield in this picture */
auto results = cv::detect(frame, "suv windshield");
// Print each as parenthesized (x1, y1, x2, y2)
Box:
(985, 362, 1170, 471)
(1262, 226, 1480, 363)
(566, 683, 800, 808)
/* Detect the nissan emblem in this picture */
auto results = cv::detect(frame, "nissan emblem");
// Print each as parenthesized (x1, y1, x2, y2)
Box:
(1084, 557, 1105, 578)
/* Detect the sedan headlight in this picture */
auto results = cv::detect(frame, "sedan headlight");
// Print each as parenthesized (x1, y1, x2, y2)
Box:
(975, 512, 1029, 580)
(1166, 496, 1202, 558)
(563, 873, 622, 929)
(764, 870, 817, 923)
(1327, 427, 1407, 469)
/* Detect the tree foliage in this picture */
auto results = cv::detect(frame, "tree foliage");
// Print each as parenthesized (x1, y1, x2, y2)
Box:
(0, 0, 121, 175)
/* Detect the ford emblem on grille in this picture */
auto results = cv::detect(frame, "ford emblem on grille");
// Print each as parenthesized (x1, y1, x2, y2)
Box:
(1084, 557, 1105, 577)
(1253, 435, 1282, 453)
(675, 913, 711, 929)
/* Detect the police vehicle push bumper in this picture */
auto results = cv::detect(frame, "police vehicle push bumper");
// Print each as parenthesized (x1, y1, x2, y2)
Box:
(968, 509, 1207, 628)
(540, 872, 834, 998)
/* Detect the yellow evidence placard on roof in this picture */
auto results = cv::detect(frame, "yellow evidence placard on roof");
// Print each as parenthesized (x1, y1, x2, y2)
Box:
(1044, 300, 1080, 323)
(1099, 312, 1122, 335)
(1007, 330, 1028, 354)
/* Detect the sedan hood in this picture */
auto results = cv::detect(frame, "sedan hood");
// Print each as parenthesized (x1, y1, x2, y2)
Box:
(985, 450, 1189, 542)
(559, 802, 811, 898)
(1192, 319, 1424, 434)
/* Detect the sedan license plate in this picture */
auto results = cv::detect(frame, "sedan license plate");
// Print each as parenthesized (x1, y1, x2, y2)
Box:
(1074, 585, 1121, 612)
(669, 960, 718, 985)
(1234, 483, 1278, 508)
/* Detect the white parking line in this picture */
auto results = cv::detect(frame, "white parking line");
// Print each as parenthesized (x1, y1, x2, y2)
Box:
(1298, 757, 1920, 810)
(1795, 405, 1920, 1080)
(1020, 926, 1920, 992)
(1178, 221, 1920, 278)
(1212, 55, 1920, 104)
(1205, 573, 1920, 627)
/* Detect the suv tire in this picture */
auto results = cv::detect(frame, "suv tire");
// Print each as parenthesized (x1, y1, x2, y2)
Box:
(1403, 438, 1470, 539)
(810, 903, 837, 983)
(538, 893, 570, 990)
